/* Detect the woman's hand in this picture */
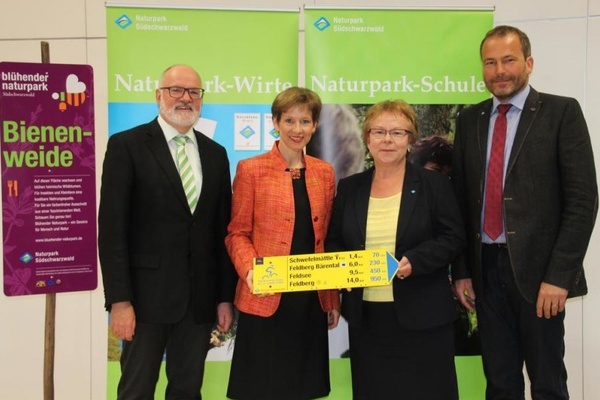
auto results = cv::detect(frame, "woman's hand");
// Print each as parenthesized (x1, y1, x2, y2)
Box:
(246, 269, 274, 297)
(395, 256, 413, 280)
(245, 269, 254, 292)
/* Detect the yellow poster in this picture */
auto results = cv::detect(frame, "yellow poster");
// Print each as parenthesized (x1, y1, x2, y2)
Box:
(253, 249, 398, 294)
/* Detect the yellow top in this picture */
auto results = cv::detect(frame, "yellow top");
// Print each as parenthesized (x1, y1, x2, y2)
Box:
(363, 192, 401, 302)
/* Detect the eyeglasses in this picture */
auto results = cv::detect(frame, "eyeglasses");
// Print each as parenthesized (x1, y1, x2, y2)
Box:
(160, 87, 205, 100)
(369, 128, 413, 140)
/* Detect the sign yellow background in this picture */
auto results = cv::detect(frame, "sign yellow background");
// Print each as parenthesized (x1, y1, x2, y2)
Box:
(253, 249, 398, 294)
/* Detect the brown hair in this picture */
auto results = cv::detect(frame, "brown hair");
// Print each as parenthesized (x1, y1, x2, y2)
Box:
(480, 25, 531, 59)
(271, 87, 322, 123)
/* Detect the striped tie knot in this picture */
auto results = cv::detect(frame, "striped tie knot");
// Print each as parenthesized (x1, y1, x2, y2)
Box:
(173, 135, 198, 211)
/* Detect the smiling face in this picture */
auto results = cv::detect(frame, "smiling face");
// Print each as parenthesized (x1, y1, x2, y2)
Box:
(272, 105, 317, 155)
(481, 32, 533, 102)
(156, 65, 203, 133)
(366, 111, 415, 168)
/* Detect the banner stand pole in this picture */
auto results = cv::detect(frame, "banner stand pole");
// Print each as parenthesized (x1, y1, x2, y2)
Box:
(40, 40, 56, 400)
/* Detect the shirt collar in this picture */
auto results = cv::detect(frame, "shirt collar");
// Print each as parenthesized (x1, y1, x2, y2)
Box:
(157, 115, 197, 145)
(492, 84, 530, 114)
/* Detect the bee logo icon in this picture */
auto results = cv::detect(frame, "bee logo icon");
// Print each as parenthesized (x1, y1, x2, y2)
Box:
(52, 74, 87, 111)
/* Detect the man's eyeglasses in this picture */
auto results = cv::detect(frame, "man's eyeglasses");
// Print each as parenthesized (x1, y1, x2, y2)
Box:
(369, 128, 413, 140)
(160, 87, 205, 100)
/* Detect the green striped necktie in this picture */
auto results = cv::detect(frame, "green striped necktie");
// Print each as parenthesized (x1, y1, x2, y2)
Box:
(173, 135, 198, 211)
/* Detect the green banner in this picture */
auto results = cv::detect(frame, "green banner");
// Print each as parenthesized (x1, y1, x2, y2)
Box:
(305, 8, 492, 104)
(107, 7, 298, 104)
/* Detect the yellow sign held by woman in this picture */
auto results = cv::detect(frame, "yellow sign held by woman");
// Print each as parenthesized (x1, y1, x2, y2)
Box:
(253, 249, 398, 294)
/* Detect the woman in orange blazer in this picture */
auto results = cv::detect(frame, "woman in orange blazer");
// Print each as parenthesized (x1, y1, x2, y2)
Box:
(225, 87, 340, 400)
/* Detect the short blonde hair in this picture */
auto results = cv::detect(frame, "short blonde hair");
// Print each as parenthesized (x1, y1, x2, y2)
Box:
(362, 100, 419, 144)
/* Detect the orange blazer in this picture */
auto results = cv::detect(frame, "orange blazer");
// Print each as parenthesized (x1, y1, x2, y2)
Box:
(226, 141, 340, 317)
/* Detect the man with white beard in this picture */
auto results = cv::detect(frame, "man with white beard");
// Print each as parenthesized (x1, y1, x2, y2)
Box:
(99, 64, 236, 399)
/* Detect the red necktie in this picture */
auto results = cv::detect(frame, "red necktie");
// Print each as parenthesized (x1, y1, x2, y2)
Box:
(484, 104, 512, 240)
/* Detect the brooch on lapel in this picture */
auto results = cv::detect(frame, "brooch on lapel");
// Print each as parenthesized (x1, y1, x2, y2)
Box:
(286, 168, 302, 180)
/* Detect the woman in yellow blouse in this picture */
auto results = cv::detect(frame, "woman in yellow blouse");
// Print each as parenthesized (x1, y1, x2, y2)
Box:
(326, 100, 465, 399)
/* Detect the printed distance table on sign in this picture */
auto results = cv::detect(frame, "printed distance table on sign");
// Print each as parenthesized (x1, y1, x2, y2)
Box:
(253, 249, 399, 294)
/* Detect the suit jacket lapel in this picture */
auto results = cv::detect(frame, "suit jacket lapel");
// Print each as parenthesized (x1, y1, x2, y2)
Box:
(145, 119, 190, 212)
(354, 169, 373, 245)
(477, 99, 493, 169)
(507, 88, 541, 177)
(193, 130, 209, 217)
(396, 163, 420, 242)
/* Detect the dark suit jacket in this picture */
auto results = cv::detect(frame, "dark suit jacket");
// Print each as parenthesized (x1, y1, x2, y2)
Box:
(452, 87, 598, 303)
(326, 163, 466, 330)
(98, 118, 236, 324)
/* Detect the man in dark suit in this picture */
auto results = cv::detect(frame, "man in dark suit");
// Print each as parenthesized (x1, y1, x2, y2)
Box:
(452, 25, 598, 399)
(98, 64, 236, 399)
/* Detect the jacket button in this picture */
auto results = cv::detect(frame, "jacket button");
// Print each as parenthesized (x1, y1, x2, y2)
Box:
(313, 216, 318, 222)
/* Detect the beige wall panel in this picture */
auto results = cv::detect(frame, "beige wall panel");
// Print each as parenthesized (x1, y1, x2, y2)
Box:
(91, 289, 108, 400)
(54, 292, 94, 400)
(310, 0, 587, 21)
(515, 19, 586, 102)
(0, 0, 86, 39)
(87, 0, 108, 38)
(0, 295, 46, 399)
(590, 0, 600, 15)
(87, 37, 109, 400)
(583, 17, 600, 400)
(87, 38, 108, 152)
(103, 0, 301, 10)
(0, 40, 89, 65)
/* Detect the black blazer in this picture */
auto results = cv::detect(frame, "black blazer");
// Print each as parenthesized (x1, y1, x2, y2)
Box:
(98, 118, 236, 324)
(326, 163, 466, 330)
(452, 87, 598, 303)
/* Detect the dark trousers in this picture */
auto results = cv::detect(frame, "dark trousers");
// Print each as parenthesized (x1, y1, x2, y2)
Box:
(478, 244, 568, 400)
(117, 307, 213, 400)
(349, 302, 458, 400)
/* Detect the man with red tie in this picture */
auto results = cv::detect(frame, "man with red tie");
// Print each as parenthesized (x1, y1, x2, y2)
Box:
(452, 26, 598, 399)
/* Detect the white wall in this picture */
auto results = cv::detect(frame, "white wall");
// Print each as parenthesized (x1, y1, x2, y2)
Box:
(0, 0, 598, 399)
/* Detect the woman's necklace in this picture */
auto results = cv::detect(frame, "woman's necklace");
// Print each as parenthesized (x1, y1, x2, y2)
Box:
(286, 167, 302, 179)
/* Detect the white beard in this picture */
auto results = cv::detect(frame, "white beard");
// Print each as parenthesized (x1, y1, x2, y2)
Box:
(159, 97, 200, 129)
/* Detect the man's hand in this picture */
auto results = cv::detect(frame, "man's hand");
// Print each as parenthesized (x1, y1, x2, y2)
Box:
(536, 282, 568, 319)
(328, 309, 340, 329)
(454, 278, 476, 312)
(216, 302, 234, 333)
(110, 301, 136, 341)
